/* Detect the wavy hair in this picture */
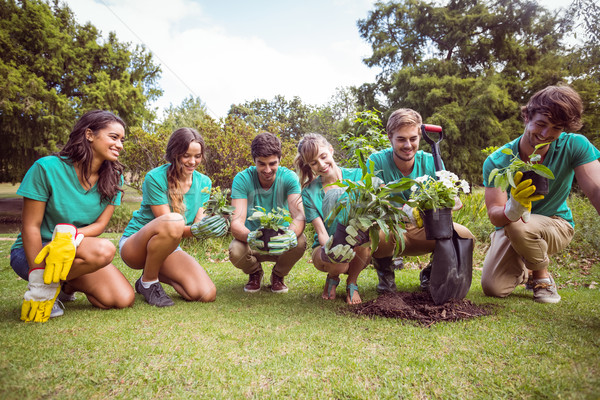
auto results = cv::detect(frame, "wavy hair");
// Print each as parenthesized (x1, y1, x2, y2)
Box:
(521, 85, 583, 132)
(58, 110, 125, 204)
(294, 133, 332, 189)
(164, 128, 205, 215)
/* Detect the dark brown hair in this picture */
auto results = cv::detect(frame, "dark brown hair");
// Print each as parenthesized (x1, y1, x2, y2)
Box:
(58, 110, 125, 203)
(251, 132, 281, 160)
(521, 85, 583, 132)
(165, 128, 205, 214)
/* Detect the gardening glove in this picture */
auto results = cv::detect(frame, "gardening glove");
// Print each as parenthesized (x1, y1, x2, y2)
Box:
(322, 236, 356, 263)
(266, 228, 298, 255)
(345, 221, 370, 247)
(452, 196, 463, 211)
(21, 269, 60, 323)
(247, 230, 267, 254)
(504, 171, 545, 222)
(401, 204, 423, 228)
(191, 215, 228, 238)
(35, 224, 83, 285)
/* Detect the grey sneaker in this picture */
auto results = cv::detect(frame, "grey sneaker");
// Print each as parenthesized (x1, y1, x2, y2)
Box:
(533, 275, 561, 304)
(244, 269, 264, 293)
(58, 283, 77, 302)
(50, 299, 64, 318)
(135, 278, 175, 307)
(270, 273, 288, 293)
(419, 263, 432, 291)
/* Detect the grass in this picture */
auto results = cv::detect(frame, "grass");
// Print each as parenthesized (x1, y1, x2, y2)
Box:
(1, 185, 599, 398)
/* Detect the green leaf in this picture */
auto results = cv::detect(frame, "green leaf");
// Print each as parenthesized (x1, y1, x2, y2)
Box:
(530, 164, 555, 179)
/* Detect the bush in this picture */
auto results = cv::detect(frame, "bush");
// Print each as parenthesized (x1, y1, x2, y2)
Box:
(106, 205, 134, 233)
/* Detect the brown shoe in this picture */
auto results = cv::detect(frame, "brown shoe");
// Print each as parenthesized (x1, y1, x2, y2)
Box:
(244, 269, 263, 293)
(271, 273, 288, 293)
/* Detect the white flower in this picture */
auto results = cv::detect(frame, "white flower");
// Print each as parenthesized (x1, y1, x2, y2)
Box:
(415, 175, 429, 183)
(440, 178, 454, 189)
(411, 184, 418, 192)
(460, 180, 470, 194)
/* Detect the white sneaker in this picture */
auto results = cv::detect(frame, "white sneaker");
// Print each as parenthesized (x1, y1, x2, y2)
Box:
(533, 275, 561, 304)
(58, 290, 76, 302)
(50, 300, 65, 318)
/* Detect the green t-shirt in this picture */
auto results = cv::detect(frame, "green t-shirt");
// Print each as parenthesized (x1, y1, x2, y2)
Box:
(122, 164, 211, 237)
(302, 167, 363, 248)
(483, 132, 600, 227)
(231, 166, 301, 231)
(12, 156, 123, 250)
(368, 148, 438, 201)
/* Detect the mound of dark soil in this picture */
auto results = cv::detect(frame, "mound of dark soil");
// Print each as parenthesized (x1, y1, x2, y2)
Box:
(350, 291, 493, 326)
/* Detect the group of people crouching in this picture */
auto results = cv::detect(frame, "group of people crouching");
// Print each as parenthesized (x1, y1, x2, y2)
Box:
(11, 85, 600, 322)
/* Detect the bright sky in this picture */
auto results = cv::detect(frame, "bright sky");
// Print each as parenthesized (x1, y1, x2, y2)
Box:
(63, 0, 569, 120)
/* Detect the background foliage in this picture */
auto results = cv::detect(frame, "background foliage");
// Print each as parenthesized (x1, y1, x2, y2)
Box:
(1, 0, 598, 190)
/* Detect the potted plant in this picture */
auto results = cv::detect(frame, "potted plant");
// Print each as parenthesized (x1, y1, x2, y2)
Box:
(390, 171, 471, 240)
(487, 143, 555, 195)
(325, 150, 408, 260)
(191, 187, 236, 237)
(247, 206, 293, 251)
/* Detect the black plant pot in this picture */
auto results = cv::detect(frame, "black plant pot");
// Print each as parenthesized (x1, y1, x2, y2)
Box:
(258, 228, 284, 252)
(421, 208, 453, 240)
(521, 171, 549, 195)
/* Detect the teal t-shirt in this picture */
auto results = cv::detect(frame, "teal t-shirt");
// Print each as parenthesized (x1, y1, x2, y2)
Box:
(122, 164, 211, 237)
(302, 167, 363, 248)
(483, 133, 600, 227)
(231, 166, 301, 231)
(12, 156, 123, 250)
(368, 148, 438, 201)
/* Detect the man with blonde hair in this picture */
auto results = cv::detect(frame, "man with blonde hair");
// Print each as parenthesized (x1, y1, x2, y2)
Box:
(368, 108, 473, 293)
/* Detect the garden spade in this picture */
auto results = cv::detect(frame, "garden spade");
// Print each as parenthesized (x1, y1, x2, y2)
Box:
(421, 124, 474, 305)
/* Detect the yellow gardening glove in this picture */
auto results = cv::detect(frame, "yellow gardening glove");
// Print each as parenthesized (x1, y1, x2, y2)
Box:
(504, 171, 545, 222)
(34, 224, 83, 284)
(21, 269, 60, 323)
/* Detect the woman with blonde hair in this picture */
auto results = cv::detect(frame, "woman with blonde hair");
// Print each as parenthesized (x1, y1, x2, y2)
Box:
(294, 133, 371, 304)
(120, 128, 221, 307)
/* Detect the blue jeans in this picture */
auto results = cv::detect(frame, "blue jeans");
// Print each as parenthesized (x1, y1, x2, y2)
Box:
(10, 246, 34, 280)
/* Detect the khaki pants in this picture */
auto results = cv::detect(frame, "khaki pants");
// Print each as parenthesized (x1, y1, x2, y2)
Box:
(481, 215, 574, 298)
(229, 234, 307, 277)
(372, 223, 474, 258)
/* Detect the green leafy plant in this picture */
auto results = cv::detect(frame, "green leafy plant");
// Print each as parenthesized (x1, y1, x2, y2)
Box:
(338, 109, 389, 167)
(202, 187, 235, 218)
(326, 150, 407, 257)
(488, 143, 555, 191)
(247, 206, 293, 231)
(390, 170, 471, 211)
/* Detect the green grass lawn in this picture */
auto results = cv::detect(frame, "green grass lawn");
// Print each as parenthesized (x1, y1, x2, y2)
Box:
(1, 184, 599, 398)
(1, 234, 599, 399)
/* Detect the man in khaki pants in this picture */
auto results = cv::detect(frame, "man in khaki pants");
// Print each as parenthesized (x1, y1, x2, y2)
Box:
(482, 85, 600, 303)
(229, 132, 306, 294)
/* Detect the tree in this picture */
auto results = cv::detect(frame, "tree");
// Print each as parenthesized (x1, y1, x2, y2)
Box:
(356, 0, 600, 184)
(227, 95, 315, 141)
(0, 0, 162, 182)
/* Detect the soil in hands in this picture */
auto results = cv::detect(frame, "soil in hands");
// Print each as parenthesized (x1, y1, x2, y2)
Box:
(349, 291, 493, 326)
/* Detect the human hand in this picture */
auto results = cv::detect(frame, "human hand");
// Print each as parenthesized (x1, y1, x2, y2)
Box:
(191, 215, 228, 238)
(401, 204, 423, 228)
(504, 171, 545, 222)
(322, 236, 356, 263)
(267, 228, 298, 255)
(35, 224, 83, 284)
(345, 221, 370, 246)
(21, 269, 60, 323)
(247, 230, 266, 253)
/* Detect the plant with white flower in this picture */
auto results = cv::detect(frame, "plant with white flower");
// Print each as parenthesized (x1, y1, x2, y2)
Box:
(391, 170, 470, 211)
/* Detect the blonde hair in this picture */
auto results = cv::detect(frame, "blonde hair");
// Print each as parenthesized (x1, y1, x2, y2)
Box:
(294, 133, 332, 189)
(386, 108, 423, 137)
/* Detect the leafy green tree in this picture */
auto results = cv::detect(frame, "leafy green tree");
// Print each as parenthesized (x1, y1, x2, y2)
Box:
(355, 0, 599, 184)
(0, 0, 162, 182)
(228, 95, 315, 141)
